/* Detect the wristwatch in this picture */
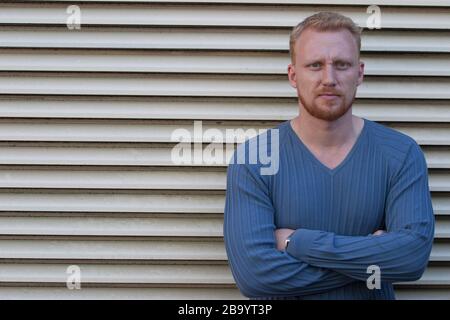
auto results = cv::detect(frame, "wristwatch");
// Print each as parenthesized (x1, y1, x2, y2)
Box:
(284, 237, 291, 250)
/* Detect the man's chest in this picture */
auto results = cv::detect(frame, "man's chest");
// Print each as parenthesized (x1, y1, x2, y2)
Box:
(270, 159, 389, 236)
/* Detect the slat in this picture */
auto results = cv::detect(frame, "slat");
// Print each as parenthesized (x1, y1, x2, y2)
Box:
(0, 193, 446, 216)
(26, 0, 450, 7)
(0, 215, 448, 238)
(0, 144, 447, 168)
(395, 288, 450, 300)
(0, 50, 448, 77)
(0, 121, 448, 145)
(0, 168, 227, 190)
(0, 263, 234, 284)
(0, 287, 245, 300)
(435, 218, 450, 238)
(0, 73, 449, 98)
(430, 173, 450, 192)
(0, 27, 448, 52)
(0, 216, 224, 237)
(392, 125, 450, 145)
(0, 168, 447, 191)
(422, 148, 450, 169)
(0, 121, 270, 143)
(360, 54, 450, 77)
(0, 239, 446, 262)
(0, 4, 449, 29)
(354, 100, 450, 123)
(430, 242, 450, 261)
(0, 193, 226, 213)
(0, 285, 448, 300)
(0, 263, 447, 286)
(0, 239, 228, 260)
(433, 195, 450, 216)
(2, 73, 450, 99)
(0, 96, 449, 122)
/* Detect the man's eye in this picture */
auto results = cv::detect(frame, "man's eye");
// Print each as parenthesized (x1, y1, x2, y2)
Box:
(336, 62, 350, 69)
(309, 63, 321, 69)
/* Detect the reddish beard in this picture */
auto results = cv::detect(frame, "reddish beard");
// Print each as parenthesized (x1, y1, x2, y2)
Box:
(298, 89, 356, 121)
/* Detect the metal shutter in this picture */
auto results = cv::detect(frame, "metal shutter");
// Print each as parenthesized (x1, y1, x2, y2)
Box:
(0, 0, 448, 299)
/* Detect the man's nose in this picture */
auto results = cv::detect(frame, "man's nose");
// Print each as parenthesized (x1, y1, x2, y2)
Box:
(321, 65, 337, 87)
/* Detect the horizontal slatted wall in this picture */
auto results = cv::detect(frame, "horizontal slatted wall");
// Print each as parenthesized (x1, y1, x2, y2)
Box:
(0, 0, 449, 300)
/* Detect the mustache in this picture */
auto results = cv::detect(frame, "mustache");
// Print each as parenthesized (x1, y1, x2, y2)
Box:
(317, 91, 341, 95)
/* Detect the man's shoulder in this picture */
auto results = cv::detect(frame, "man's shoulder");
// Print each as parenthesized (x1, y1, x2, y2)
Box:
(366, 118, 423, 166)
(367, 118, 415, 143)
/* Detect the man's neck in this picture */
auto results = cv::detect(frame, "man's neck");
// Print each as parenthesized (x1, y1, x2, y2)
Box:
(290, 110, 364, 150)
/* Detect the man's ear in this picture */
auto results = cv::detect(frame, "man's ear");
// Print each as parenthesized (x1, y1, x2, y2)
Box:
(357, 60, 365, 86)
(287, 64, 297, 89)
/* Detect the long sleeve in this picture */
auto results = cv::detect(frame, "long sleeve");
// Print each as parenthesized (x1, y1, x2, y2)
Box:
(285, 141, 435, 283)
(224, 157, 357, 298)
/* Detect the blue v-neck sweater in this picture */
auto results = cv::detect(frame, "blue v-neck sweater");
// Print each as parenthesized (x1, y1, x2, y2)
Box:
(224, 118, 435, 300)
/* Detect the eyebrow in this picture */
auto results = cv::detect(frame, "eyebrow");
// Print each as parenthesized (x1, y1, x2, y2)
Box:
(304, 58, 354, 65)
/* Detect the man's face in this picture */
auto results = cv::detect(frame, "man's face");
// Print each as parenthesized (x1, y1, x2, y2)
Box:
(287, 28, 364, 121)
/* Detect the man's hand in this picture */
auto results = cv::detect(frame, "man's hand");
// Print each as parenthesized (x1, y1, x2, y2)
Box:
(275, 228, 295, 251)
(373, 230, 386, 236)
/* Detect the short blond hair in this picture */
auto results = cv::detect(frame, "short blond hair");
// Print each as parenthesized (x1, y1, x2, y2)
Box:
(289, 12, 362, 63)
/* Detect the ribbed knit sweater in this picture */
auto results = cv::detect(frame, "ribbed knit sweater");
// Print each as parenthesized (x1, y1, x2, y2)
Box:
(224, 117, 435, 299)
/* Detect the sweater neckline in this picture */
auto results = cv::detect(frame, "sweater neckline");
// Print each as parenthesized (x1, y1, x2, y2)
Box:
(286, 117, 369, 175)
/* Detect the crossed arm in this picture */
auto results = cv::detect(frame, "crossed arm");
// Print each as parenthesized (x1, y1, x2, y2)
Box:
(275, 228, 385, 251)
(223, 142, 434, 298)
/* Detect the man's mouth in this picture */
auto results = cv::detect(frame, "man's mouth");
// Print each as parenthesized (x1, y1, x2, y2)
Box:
(318, 93, 340, 99)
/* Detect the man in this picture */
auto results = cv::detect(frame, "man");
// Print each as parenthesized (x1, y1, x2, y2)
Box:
(223, 12, 434, 299)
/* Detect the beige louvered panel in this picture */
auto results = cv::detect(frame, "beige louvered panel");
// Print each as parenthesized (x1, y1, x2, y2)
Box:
(0, 97, 448, 122)
(431, 174, 450, 192)
(417, 147, 450, 169)
(0, 286, 442, 300)
(0, 121, 448, 145)
(395, 289, 450, 300)
(0, 192, 446, 217)
(0, 144, 447, 168)
(0, 28, 448, 52)
(0, 213, 446, 237)
(433, 195, 450, 216)
(0, 216, 224, 237)
(0, 73, 448, 98)
(401, 267, 450, 284)
(354, 101, 450, 122)
(0, 263, 447, 286)
(0, 239, 227, 261)
(0, 215, 448, 238)
(0, 239, 446, 262)
(0, 49, 450, 76)
(0, 168, 448, 191)
(0, 4, 449, 29)
(0, 192, 225, 213)
(1, 50, 448, 77)
(0, 168, 227, 190)
(0, 263, 234, 284)
(435, 218, 450, 238)
(430, 243, 450, 261)
(0, 0, 448, 300)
